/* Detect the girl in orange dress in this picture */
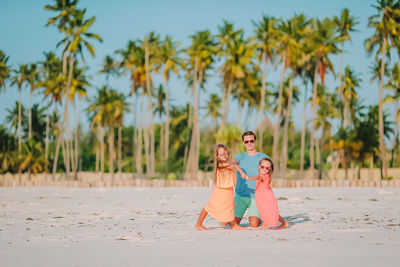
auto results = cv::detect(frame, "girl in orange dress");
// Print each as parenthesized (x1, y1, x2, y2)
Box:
(247, 158, 288, 229)
(195, 144, 248, 230)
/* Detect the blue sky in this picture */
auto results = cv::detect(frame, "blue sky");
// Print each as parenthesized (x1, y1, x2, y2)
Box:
(0, 0, 394, 135)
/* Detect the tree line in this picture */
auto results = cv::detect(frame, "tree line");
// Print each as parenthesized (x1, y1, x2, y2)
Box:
(0, 0, 400, 180)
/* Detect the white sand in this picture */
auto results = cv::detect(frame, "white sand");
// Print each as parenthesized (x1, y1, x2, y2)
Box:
(0, 186, 399, 266)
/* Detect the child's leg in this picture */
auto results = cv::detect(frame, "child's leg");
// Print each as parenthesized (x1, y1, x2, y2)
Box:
(275, 215, 289, 229)
(195, 209, 208, 230)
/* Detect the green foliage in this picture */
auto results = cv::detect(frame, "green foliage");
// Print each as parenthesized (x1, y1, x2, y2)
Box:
(166, 172, 177, 180)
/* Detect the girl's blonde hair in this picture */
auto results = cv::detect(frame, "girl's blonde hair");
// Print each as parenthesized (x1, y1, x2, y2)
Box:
(214, 144, 229, 183)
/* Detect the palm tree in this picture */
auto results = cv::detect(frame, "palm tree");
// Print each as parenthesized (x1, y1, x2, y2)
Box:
(6, 102, 27, 137)
(45, 0, 78, 177)
(25, 63, 41, 140)
(279, 14, 311, 174)
(141, 32, 160, 175)
(88, 86, 126, 179)
(114, 93, 128, 176)
(10, 64, 29, 153)
(99, 55, 119, 83)
(19, 140, 47, 181)
(217, 21, 254, 132)
(204, 93, 222, 127)
(334, 8, 359, 128)
(315, 85, 338, 179)
(159, 35, 182, 169)
(307, 18, 339, 176)
(365, 0, 400, 178)
(39, 51, 65, 177)
(252, 16, 279, 150)
(153, 84, 166, 165)
(0, 50, 10, 93)
(47, 4, 102, 179)
(186, 30, 216, 180)
(384, 64, 400, 166)
(341, 66, 362, 129)
(117, 40, 146, 176)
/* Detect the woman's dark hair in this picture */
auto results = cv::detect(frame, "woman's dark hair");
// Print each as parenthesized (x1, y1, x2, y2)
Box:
(259, 157, 274, 174)
(241, 131, 257, 141)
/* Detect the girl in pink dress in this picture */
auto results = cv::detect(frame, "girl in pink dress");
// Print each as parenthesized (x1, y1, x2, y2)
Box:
(247, 158, 288, 229)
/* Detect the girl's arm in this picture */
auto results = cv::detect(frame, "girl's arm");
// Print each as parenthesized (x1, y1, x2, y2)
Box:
(246, 175, 261, 180)
(226, 158, 238, 165)
(231, 164, 248, 180)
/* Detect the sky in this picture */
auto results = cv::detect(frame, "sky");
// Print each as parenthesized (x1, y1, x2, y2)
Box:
(0, 0, 396, 137)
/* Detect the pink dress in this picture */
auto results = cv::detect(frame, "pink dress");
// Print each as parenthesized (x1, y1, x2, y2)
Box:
(255, 173, 279, 227)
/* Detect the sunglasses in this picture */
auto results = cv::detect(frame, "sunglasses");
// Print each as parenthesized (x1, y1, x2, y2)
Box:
(260, 166, 272, 171)
(244, 140, 255, 144)
(219, 153, 230, 157)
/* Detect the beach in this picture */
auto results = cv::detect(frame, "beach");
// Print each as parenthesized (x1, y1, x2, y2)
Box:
(1, 186, 399, 266)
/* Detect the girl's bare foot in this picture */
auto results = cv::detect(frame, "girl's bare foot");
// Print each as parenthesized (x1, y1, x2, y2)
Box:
(257, 224, 270, 230)
(195, 223, 208, 231)
(231, 224, 246, 230)
(275, 221, 289, 230)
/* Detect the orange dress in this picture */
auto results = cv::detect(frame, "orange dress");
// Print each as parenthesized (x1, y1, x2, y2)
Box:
(204, 167, 236, 223)
(255, 173, 279, 227)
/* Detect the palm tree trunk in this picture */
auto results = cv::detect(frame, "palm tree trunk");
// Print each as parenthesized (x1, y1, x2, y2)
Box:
(188, 58, 199, 180)
(339, 43, 347, 128)
(194, 70, 203, 180)
(100, 126, 105, 180)
(273, 52, 286, 168)
(258, 56, 268, 151)
(95, 145, 99, 173)
(300, 81, 308, 171)
(131, 83, 137, 177)
(391, 93, 399, 167)
(45, 107, 49, 172)
(136, 127, 143, 176)
(144, 42, 155, 175)
(73, 100, 79, 181)
(136, 92, 144, 177)
(319, 127, 326, 180)
(219, 75, 233, 133)
(109, 127, 114, 180)
(281, 75, 294, 177)
(164, 80, 170, 171)
(118, 125, 122, 174)
(379, 38, 388, 178)
(63, 56, 75, 180)
(369, 154, 374, 180)
(144, 128, 150, 175)
(310, 62, 319, 177)
(52, 134, 61, 180)
(160, 123, 164, 166)
(392, 98, 398, 167)
(184, 102, 193, 173)
(316, 136, 320, 173)
(237, 102, 242, 128)
(18, 85, 22, 153)
(28, 89, 32, 139)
